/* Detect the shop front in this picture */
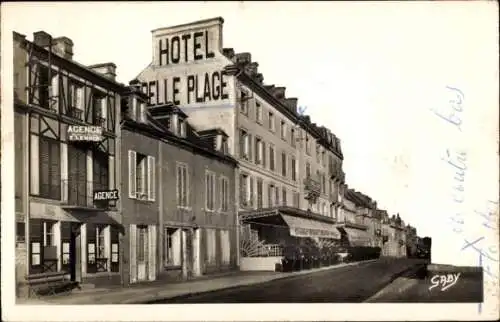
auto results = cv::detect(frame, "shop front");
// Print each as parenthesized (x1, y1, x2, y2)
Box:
(238, 206, 340, 271)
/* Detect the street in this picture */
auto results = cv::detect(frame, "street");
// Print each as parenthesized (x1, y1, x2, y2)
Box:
(148, 258, 428, 303)
(368, 265, 483, 303)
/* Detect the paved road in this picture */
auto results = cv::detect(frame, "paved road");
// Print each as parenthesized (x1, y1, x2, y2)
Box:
(369, 266, 483, 303)
(149, 258, 427, 303)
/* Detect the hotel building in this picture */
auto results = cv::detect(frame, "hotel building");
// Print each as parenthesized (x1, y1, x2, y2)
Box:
(133, 17, 345, 266)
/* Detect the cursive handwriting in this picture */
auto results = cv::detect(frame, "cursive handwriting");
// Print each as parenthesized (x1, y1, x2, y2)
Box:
(430, 86, 465, 131)
(429, 273, 461, 292)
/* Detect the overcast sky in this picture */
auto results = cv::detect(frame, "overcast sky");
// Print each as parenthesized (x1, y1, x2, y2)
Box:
(3, 2, 498, 267)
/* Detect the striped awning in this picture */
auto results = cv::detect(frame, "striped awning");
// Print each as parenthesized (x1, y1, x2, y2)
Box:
(281, 214, 341, 239)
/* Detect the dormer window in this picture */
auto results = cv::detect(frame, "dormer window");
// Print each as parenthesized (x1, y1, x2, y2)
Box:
(139, 101, 147, 123)
(177, 117, 186, 137)
(221, 137, 229, 154)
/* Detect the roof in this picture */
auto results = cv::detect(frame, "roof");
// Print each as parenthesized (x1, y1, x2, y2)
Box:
(121, 104, 237, 166)
(14, 31, 126, 93)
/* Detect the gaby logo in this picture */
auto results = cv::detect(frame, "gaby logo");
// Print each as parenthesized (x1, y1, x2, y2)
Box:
(429, 273, 461, 291)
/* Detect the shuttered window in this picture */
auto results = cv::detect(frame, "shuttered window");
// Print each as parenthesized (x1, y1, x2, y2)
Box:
(93, 149, 109, 191)
(39, 136, 61, 200)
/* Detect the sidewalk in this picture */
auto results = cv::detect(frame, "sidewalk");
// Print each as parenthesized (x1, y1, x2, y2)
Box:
(17, 260, 376, 305)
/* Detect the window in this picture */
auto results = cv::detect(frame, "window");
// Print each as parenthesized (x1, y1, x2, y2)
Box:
(293, 192, 300, 208)
(206, 228, 217, 265)
(86, 223, 109, 273)
(269, 144, 275, 171)
(220, 230, 231, 265)
(128, 150, 155, 201)
(255, 101, 262, 124)
(322, 150, 326, 166)
(281, 152, 287, 177)
(291, 157, 297, 181)
(220, 177, 229, 212)
(239, 129, 251, 160)
(92, 92, 107, 127)
(257, 178, 263, 208)
(282, 187, 287, 206)
(240, 173, 248, 207)
(316, 144, 321, 163)
(137, 225, 149, 263)
(280, 120, 287, 140)
(177, 117, 186, 137)
(37, 65, 50, 109)
(275, 185, 280, 205)
(68, 81, 84, 119)
(111, 227, 119, 272)
(164, 227, 182, 267)
(321, 174, 326, 194)
(306, 162, 311, 178)
(29, 220, 58, 274)
(267, 184, 275, 207)
(239, 173, 253, 208)
(93, 149, 109, 192)
(240, 91, 249, 115)
(305, 135, 311, 154)
(254, 137, 264, 165)
(39, 136, 61, 200)
(291, 128, 296, 147)
(176, 163, 189, 207)
(221, 137, 229, 154)
(268, 111, 275, 131)
(205, 171, 216, 211)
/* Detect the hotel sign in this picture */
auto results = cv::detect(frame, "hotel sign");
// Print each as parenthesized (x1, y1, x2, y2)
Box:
(290, 227, 339, 239)
(68, 126, 103, 142)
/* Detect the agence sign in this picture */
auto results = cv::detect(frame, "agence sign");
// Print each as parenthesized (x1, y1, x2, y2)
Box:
(67, 126, 103, 142)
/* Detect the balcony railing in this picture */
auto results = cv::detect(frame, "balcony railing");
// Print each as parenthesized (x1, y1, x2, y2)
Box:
(66, 106, 83, 120)
(93, 116, 106, 128)
(61, 179, 112, 211)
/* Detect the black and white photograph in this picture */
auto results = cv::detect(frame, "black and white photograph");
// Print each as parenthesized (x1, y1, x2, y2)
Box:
(1, 1, 498, 321)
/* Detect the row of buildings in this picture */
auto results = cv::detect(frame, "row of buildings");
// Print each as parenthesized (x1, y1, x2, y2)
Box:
(13, 17, 420, 292)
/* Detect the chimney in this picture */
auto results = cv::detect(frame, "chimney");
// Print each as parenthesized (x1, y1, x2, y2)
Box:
(33, 31, 52, 48)
(284, 98, 298, 113)
(234, 52, 251, 65)
(245, 62, 259, 76)
(264, 85, 275, 92)
(222, 48, 235, 59)
(88, 63, 117, 81)
(255, 73, 264, 84)
(272, 87, 286, 99)
(51, 37, 74, 60)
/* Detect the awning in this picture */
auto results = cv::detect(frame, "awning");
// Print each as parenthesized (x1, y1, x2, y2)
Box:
(281, 214, 341, 239)
(341, 227, 372, 246)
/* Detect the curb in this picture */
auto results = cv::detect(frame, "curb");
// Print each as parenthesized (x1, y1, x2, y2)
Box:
(128, 259, 377, 304)
(363, 262, 428, 302)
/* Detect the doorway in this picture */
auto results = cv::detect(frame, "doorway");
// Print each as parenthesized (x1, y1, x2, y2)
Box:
(136, 225, 149, 281)
(69, 223, 82, 283)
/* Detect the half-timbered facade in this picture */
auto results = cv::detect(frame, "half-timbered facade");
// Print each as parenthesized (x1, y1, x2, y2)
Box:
(14, 31, 124, 292)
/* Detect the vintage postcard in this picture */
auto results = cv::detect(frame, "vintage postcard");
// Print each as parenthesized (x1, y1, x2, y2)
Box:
(1, 1, 498, 321)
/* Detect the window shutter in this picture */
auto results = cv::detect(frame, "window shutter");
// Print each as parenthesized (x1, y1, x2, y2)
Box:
(147, 156, 155, 201)
(148, 225, 156, 281)
(128, 150, 136, 199)
(247, 134, 252, 161)
(51, 75, 59, 111)
(176, 165, 181, 205)
(262, 142, 266, 167)
(101, 97, 108, 129)
(130, 225, 137, 283)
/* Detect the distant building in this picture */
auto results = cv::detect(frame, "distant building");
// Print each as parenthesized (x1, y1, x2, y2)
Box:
(405, 225, 418, 258)
(338, 188, 373, 247)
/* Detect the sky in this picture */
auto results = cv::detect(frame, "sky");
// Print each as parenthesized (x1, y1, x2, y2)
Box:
(2, 1, 499, 265)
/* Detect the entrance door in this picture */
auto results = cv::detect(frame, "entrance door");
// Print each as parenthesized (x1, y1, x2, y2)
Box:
(136, 226, 149, 281)
(70, 223, 82, 283)
(68, 145, 88, 206)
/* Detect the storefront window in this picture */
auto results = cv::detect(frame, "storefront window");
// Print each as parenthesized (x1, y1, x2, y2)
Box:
(29, 219, 58, 274)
